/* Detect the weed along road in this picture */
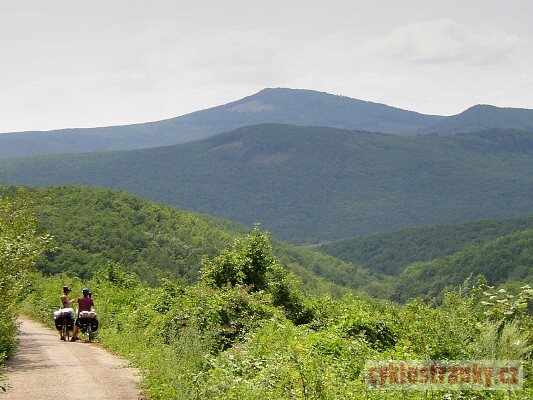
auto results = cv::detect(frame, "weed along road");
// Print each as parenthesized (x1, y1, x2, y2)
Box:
(2, 318, 143, 399)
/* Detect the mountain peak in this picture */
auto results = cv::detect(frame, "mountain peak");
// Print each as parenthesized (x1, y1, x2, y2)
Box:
(3, 88, 532, 159)
(461, 104, 502, 114)
(420, 104, 533, 134)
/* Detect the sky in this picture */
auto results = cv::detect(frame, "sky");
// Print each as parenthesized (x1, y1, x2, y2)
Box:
(1, 0, 532, 133)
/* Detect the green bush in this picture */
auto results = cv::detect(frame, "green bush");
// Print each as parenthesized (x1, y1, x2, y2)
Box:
(17, 232, 533, 399)
(0, 191, 51, 365)
(200, 226, 314, 325)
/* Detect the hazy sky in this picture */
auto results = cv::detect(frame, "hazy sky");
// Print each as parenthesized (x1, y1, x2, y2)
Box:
(1, 0, 532, 133)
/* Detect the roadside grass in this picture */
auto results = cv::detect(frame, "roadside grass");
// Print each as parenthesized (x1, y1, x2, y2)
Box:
(18, 273, 533, 400)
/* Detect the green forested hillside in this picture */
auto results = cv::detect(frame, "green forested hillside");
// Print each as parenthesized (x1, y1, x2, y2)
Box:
(20, 235, 533, 399)
(394, 229, 533, 302)
(2, 125, 532, 243)
(421, 104, 533, 134)
(317, 215, 533, 275)
(0, 192, 51, 367)
(16, 182, 529, 304)
(0, 186, 371, 295)
(4, 185, 533, 398)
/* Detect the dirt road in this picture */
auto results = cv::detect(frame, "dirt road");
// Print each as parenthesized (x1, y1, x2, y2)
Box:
(1, 318, 144, 399)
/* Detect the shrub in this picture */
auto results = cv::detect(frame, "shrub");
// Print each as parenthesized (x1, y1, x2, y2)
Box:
(0, 191, 51, 365)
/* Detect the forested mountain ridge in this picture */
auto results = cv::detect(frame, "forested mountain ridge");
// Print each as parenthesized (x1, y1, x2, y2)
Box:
(7, 188, 533, 399)
(420, 104, 533, 135)
(394, 229, 533, 302)
(0, 88, 442, 159)
(6, 184, 530, 305)
(2, 125, 532, 243)
(0, 185, 371, 294)
(3, 87, 533, 160)
(316, 214, 533, 276)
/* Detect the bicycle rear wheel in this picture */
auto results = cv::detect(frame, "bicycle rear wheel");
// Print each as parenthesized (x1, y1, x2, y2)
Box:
(85, 321, 92, 342)
(62, 318, 70, 341)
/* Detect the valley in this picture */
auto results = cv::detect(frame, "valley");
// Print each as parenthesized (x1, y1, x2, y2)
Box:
(1, 88, 532, 399)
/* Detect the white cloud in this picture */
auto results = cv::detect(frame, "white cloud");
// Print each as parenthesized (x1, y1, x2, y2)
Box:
(186, 31, 285, 83)
(1, 1, 532, 132)
(366, 18, 522, 65)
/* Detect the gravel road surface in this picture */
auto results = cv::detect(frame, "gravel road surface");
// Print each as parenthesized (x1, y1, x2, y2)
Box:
(1, 318, 143, 399)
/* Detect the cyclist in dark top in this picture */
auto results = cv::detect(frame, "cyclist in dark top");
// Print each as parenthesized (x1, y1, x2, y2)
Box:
(71, 288, 94, 342)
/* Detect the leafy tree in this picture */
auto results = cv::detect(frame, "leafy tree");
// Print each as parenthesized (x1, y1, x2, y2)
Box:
(479, 285, 533, 321)
(200, 224, 280, 291)
(0, 190, 51, 365)
(96, 261, 141, 289)
(200, 225, 313, 324)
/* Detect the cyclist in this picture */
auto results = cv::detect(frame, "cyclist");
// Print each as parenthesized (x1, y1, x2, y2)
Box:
(57, 285, 74, 340)
(71, 287, 94, 342)
(60, 285, 74, 308)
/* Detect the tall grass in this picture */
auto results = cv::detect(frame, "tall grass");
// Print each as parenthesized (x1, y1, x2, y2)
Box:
(19, 274, 533, 399)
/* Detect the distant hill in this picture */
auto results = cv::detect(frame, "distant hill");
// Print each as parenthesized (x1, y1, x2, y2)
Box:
(419, 105, 533, 134)
(4, 185, 531, 303)
(0, 88, 442, 159)
(3, 88, 533, 160)
(2, 125, 532, 243)
(394, 229, 533, 302)
(0, 185, 374, 295)
(316, 215, 533, 275)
